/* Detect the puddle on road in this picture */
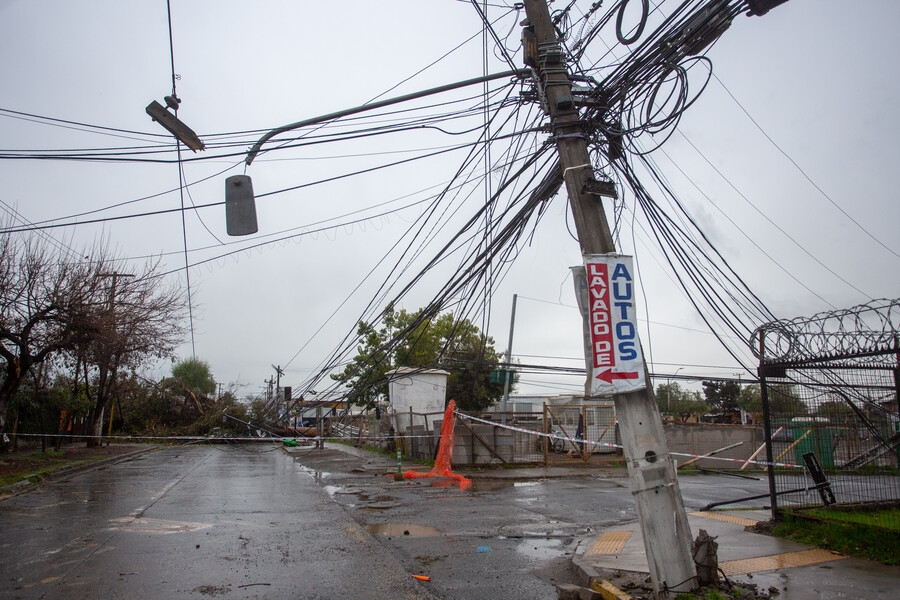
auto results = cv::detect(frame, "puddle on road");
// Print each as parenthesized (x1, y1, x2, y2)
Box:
(469, 480, 543, 492)
(355, 493, 401, 510)
(360, 500, 402, 510)
(110, 517, 211, 534)
(322, 485, 341, 497)
(366, 523, 442, 537)
(469, 480, 512, 492)
(295, 464, 331, 481)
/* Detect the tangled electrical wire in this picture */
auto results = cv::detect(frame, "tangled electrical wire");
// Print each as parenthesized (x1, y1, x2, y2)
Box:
(2, 2, 798, 411)
(296, 1, 783, 403)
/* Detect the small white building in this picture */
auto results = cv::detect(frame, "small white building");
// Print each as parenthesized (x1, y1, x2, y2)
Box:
(386, 367, 450, 431)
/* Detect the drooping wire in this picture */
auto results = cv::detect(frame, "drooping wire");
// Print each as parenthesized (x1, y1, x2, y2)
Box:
(165, 0, 195, 358)
(469, 0, 519, 72)
(288, 97, 549, 397)
(712, 71, 900, 261)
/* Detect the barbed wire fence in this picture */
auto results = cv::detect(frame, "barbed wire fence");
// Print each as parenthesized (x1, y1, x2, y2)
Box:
(753, 298, 900, 529)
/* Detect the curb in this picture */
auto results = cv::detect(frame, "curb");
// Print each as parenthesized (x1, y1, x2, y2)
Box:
(572, 530, 648, 600)
(558, 581, 633, 600)
(590, 580, 633, 600)
(575, 560, 643, 600)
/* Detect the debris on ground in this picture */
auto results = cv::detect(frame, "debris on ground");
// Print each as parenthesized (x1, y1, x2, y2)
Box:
(561, 572, 781, 600)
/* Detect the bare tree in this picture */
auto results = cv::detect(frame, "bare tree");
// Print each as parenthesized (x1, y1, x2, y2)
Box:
(0, 232, 105, 432)
(74, 255, 186, 446)
(0, 228, 187, 443)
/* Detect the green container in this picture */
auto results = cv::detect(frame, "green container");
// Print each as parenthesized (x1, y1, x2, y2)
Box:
(791, 419, 833, 468)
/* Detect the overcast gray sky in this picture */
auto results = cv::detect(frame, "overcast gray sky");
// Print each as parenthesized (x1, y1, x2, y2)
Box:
(2, 0, 898, 400)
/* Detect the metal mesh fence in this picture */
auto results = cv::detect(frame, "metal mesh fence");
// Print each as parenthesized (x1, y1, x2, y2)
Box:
(541, 403, 621, 464)
(760, 354, 900, 530)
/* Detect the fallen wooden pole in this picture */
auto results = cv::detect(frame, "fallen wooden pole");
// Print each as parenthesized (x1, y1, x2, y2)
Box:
(765, 429, 810, 471)
(740, 426, 783, 470)
(679, 441, 744, 468)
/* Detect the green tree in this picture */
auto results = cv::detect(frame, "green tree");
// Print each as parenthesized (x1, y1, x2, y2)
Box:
(331, 319, 393, 409)
(655, 382, 707, 423)
(702, 380, 741, 413)
(164, 358, 217, 417)
(172, 358, 217, 396)
(817, 398, 854, 425)
(393, 310, 506, 412)
(767, 383, 808, 417)
(332, 306, 506, 412)
(736, 384, 762, 420)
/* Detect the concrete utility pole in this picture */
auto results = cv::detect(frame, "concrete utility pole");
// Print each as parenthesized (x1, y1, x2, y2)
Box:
(522, 1, 696, 595)
(500, 294, 517, 425)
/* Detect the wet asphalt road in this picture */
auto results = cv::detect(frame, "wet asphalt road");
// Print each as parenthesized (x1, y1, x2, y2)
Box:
(0, 444, 441, 600)
(283, 443, 774, 600)
(0, 442, 776, 599)
(289, 446, 604, 600)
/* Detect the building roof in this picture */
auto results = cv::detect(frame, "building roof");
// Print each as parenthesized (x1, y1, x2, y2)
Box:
(385, 367, 450, 378)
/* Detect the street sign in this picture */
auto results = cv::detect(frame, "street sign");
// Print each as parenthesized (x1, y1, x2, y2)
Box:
(584, 254, 646, 394)
(490, 369, 514, 385)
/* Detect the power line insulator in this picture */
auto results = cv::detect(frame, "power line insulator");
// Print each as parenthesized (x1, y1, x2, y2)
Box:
(164, 95, 181, 111)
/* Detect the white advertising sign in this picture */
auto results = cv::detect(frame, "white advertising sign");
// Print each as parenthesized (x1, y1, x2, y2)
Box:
(584, 254, 646, 394)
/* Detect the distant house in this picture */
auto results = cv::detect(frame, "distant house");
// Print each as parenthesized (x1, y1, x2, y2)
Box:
(491, 394, 579, 415)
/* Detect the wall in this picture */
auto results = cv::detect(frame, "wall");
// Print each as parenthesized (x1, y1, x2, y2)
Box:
(387, 368, 448, 432)
(665, 424, 765, 470)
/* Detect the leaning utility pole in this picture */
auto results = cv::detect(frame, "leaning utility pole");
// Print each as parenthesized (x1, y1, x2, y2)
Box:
(272, 364, 284, 393)
(522, 1, 696, 595)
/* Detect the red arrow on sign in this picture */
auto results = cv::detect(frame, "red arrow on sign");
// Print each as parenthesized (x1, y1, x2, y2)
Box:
(595, 369, 640, 384)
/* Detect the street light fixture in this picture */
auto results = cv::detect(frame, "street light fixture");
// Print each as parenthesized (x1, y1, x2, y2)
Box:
(667, 367, 685, 414)
(224, 69, 531, 236)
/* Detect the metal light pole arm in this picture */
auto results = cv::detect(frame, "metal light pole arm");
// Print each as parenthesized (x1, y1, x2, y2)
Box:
(244, 69, 532, 166)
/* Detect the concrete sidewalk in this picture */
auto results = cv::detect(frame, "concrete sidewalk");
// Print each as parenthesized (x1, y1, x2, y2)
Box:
(574, 509, 900, 599)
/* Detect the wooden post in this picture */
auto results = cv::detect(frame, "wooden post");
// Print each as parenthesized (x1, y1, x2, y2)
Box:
(765, 430, 811, 471)
(409, 406, 415, 457)
(316, 406, 323, 449)
(543, 403, 549, 465)
(679, 442, 744, 469)
(424, 413, 435, 459)
(741, 426, 782, 470)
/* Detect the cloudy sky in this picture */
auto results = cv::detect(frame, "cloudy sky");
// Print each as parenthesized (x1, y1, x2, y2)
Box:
(2, 0, 898, 400)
